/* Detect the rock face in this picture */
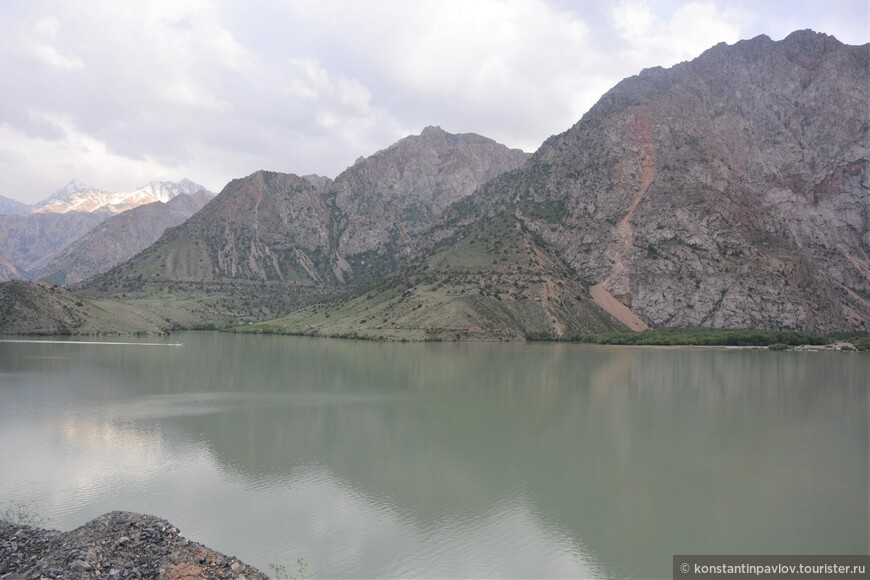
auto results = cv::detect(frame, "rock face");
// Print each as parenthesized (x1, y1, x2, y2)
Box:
(330, 126, 530, 281)
(0, 511, 266, 579)
(36, 190, 213, 286)
(456, 30, 869, 334)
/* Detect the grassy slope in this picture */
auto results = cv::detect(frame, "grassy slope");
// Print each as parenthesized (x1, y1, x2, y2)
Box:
(239, 213, 624, 341)
(0, 281, 170, 335)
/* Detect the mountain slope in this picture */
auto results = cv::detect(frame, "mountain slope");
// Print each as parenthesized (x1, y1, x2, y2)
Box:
(0, 281, 172, 335)
(36, 191, 213, 286)
(0, 212, 108, 277)
(97, 171, 334, 284)
(247, 213, 622, 340)
(433, 30, 869, 335)
(0, 251, 24, 281)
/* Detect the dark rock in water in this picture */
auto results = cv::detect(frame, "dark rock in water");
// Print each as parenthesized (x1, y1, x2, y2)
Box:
(0, 511, 266, 579)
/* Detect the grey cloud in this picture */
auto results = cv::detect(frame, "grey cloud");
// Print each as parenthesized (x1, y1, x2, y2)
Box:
(0, 0, 865, 203)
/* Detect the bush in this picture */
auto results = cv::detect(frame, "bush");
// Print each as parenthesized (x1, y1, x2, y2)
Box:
(568, 328, 830, 347)
(0, 501, 48, 527)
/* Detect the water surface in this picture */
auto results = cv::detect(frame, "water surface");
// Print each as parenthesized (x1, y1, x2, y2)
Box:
(1, 333, 867, 578)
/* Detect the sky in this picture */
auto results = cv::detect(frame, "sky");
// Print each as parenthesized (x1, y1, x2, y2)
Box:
(0, 0, 867, 203)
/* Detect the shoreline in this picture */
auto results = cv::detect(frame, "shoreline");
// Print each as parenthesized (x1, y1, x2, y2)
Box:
(3, 328, 869, 351)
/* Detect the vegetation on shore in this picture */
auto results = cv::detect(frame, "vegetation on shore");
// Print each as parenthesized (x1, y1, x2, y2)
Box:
(560, 328, 834, 347)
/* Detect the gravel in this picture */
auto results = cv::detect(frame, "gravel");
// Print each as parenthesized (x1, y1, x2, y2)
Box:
(0, 512, 267, 580)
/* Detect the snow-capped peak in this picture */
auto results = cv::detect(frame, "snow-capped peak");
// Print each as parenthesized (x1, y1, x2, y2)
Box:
(33, 179, 212, 215)
(46, 180, 99, 202)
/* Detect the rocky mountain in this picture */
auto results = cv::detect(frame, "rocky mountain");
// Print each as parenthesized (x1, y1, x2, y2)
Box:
(88, 128, 529, 294)
(0, 212, 108, 278)
(330, 126, 530, 282)
(34, 179, 209, 215)
(36, 190, 213, 286)
(94, 171, 335, 285)
(302, 173, 333, 194)
(0, 194, 32, 215)
(474, 31, 869, 333)
(270, 30, 869, 337)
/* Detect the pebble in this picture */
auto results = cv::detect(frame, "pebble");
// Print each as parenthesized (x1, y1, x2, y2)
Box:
(0, 512, 267, 579)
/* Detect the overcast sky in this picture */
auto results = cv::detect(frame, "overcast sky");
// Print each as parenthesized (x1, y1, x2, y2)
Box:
(1, 0, 866, 202)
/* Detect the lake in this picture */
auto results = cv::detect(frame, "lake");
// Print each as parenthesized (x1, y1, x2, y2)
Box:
(0, 333, 867, 578)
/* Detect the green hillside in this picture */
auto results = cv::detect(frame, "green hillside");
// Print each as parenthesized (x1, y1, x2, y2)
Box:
(239, 213, 624, 341)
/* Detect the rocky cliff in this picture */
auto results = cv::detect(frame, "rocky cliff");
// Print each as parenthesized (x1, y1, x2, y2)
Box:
(440, 30, 868, 334)
(330, 126, 530, 282)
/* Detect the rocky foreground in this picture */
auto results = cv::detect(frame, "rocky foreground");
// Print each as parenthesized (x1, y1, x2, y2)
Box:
(0, 512, 266, 580)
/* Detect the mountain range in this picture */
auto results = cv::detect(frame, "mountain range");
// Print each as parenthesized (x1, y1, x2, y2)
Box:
(33, 178, 207, 214)
(2, 30, 868, 338)
(0, 180, 212, 283)
(86, 128, 529, 296)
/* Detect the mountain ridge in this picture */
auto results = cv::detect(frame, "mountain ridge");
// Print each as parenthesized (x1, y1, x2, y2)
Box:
(34, 179, 211, 215)
(85, 128, 531, 309)
(3, 30, 868, 338)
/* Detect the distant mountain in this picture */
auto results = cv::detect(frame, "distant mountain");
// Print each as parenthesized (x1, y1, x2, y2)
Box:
(302, 174, 333, 194)
(14, 31, 868, 338)
(0, 212, 108, 278)
(36, 190, 213, 286)
(0, 194, 32, 216)
(34, 179, 211, 215)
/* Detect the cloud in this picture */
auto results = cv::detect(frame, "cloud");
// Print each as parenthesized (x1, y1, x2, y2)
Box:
(0, 0, 864, 202)
(24, 16, 84, 70)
